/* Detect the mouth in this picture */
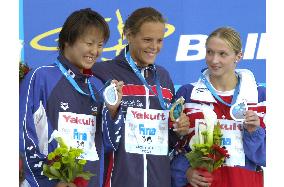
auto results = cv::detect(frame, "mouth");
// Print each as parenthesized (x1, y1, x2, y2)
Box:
(144, 51, 156, 58)
(210, 66, 220, 71)
(84, 56, 96, 63)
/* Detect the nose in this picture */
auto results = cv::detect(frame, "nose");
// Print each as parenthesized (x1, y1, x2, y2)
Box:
(149, 41, 158, 51)
(90, 45, 100, 58)
(211, 53, 220, 64)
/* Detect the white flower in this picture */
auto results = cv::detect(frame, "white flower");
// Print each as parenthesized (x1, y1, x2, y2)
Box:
(201, 105, 217, 145)
(189, 134, 199, 150)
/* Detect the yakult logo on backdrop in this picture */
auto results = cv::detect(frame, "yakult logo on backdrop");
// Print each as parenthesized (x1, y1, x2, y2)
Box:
(176, 33, 266, 61)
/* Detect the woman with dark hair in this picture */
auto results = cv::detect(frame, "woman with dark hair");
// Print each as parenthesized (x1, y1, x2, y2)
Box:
(92, 7, 189, 187)
(19, 8, 124, 187)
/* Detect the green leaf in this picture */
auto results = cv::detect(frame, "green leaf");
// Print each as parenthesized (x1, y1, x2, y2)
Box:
(49, 166, 62, 178)
(43, 165, 60, 180)
(77, 172, 96, 180)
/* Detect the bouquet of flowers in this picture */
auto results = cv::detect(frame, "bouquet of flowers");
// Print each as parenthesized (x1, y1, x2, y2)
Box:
(19, 61, 31, 81)
(186, 107, 229, 173)
(43, 131, 95, 187)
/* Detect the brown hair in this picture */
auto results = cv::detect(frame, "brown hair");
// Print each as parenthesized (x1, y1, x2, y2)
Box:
(58, 8, 110, 52)
(206, 27, 242, 54)
(123, 7, 166, 36)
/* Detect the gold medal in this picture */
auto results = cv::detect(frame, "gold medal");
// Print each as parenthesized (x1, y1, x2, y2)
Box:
(169, 96, 185, 121)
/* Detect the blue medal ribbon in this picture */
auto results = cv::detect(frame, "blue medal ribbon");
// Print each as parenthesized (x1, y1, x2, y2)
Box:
(124, 49, 170, 110)
(55, 60, 97, 102)
(200, 72, 240, 107)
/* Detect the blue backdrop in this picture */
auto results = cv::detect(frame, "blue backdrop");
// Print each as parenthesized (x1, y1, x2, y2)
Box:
(21, 0, 266, 87)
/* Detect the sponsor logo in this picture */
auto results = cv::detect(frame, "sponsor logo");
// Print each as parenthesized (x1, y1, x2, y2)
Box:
(63, 114, 95, 126)
(176, 33, 266, 61)
(221, 138, 231, 145)
(60, 102, 69, 111)
(139, 124, 156, 136)
(220, 123, 243, 131)
(131, 110, 166, 121)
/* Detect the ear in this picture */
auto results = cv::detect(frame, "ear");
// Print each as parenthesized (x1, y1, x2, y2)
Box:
(235, 51, 243, 63)
(64, 42, 70, 48)
(125, 31, 133, 42)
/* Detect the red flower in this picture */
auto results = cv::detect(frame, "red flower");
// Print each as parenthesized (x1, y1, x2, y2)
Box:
(212, 144, 230, 158)
(47, 155, 61, 165)
(73, 177, 89, 187)
(19, 62, 31, 81)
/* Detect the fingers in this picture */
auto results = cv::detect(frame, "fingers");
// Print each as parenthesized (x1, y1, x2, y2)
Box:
(191, 177, 211, 187)
(173, 126, 189, 136)
(189, 182, 199, 187)
(244, 110, 260, 126)
(111, 80, 124, 92)
(173, 113, 190, 136)
(187, 168, 212, 187)
(243, 110, 260, 133)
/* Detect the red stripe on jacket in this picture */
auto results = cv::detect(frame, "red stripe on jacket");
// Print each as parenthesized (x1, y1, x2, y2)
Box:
(122, 84, 173, 100)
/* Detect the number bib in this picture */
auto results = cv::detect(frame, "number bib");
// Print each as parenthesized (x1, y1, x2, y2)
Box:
(58, 112, 99, 161)
(125, 107, 169, 155)
(196, 119, 245, 166)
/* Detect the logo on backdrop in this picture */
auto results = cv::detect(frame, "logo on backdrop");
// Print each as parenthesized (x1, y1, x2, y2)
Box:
(29, 8, 266, 62)
(29, 9, 175, 61)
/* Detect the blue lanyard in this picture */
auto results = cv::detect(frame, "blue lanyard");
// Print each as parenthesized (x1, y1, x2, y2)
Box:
(55, 60, 97, 102)
(200, 73, 240, 107)
(124, 49, 170, 110)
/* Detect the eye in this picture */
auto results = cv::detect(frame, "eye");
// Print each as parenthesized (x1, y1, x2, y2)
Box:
(206, 49, 213, 55)
(86, 42, 92, 46)
(143, 38, 152, 43)
(220, 52, 227, 57)
(98, 43, 104, 48)
(158, 39, 163, 44)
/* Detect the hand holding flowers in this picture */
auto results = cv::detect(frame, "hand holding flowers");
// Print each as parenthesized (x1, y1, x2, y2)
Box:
(43, 131, 95, 187)
(185, 106, 229, 186)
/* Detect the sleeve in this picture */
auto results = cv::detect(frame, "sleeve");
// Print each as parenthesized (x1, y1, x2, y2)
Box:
(168, 77, 181, 153)
(243, 85, 266, 167)
(171, 154, 190, 187)
(169, 85, 193, 157)
(19, 70, 58, 187)
(102, 104, 124, 153)
(243, 127, 266, 166)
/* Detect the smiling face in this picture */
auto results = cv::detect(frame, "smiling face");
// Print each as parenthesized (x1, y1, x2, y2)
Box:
(205, 36, 242, 79)
(63, 26, 104, 72)
(127, 21, 165, 67)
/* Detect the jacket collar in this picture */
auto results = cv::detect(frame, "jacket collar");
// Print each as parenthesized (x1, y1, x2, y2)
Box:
(57, 54, 89, 80)
(191, 69, 258, 104)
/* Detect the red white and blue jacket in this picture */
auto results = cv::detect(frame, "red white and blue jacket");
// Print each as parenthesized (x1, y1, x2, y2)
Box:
(92, 46, 177, 187)
(170, 69, 266, 187)
(19, 55, 123, 187)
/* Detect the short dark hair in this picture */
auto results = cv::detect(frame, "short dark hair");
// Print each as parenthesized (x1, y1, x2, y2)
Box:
(123, 7, 166, 36)
(58, 8, 110, 52)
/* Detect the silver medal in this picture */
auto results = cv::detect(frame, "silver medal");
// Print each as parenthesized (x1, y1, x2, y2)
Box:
(103, 83, 118, 106)
(230, 100, 248, 122)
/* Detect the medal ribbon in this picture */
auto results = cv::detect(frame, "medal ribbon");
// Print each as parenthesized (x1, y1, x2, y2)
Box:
(200, 72, 240, 107)
(125, 49, 170, 110)
(55, 60, 97, 102)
